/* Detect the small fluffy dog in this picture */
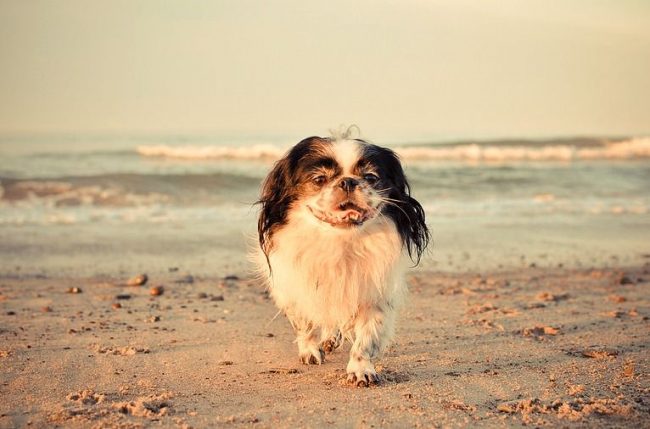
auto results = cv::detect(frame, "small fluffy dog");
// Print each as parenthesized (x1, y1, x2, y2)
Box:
(255, 132, 429, 386)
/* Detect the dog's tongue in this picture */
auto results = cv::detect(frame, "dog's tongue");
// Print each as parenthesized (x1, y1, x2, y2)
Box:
(341, 208, 363, 222)
(343, 209, 361, 220)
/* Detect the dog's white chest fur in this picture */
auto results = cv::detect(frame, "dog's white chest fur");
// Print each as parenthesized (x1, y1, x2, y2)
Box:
(263, 213, 405, 330)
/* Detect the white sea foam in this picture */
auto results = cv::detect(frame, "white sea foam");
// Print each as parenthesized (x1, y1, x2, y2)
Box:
(1, 180, 169, 207)
(136, 138, 650, 162)
(136, 144, 286, 160)
(397, 138, 650, 161)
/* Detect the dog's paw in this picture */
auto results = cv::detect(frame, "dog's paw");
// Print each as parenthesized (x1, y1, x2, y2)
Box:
(346, 358, 380, 387)
(299, 346, 325, 365)
(321, 331, 343, 354)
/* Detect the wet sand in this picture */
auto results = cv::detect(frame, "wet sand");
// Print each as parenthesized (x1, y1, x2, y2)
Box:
(1, 264, 648, 428)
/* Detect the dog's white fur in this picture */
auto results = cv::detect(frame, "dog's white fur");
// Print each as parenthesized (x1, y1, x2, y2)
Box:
(255, 137, 412, 386)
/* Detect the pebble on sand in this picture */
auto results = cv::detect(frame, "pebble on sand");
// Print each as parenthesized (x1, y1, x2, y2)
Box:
(112, 303, 122, 310)
(522, 326, 559, 337)
(619, 275, 635, 285)
(581, 348, 618, 359)
(67, 287, 82, 294)
(536, 292, 569, 302)
(127, 274, 148, 286)
(150, 286, 165, 296)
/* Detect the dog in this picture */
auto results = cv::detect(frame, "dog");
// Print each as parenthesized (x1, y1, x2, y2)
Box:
(255, 131, 429, 386)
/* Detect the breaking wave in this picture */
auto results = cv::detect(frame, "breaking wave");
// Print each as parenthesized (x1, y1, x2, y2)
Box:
(137, 144, 285, 160)
(397, 138, 650, 162)
(0, 179, 169, 208)
(136, 138, 650, 162)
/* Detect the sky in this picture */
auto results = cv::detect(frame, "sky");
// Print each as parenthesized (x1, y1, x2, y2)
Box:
(0, 0, 649, 142)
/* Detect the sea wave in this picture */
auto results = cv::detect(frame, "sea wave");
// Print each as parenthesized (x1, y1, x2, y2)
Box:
(136, 138, 650, 162)
(0, 172, 261, 207)
(399, 137, 650, 161)
(0, 179, 170, 207)
(137, 144, 285, 160)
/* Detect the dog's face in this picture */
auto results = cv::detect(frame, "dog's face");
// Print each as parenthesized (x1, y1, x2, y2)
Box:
(258, 136, 429, 263)
(288, 138, 385, 228)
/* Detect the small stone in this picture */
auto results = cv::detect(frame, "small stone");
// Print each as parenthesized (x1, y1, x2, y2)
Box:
(150, 286, 164, 296)
(619, 276, 634, 285)
(210, 295, 224, 302)
(67, 287, 82, 294)
(608, 295, 626, 303)
(126, 274, 148, 286)
(543, 326, 559, 335)
(265, 333, 274, 337)
(522, 325, 559, 337)
(174, 275, 194, 284)
(197, 292, 208, 299)
(497, 401, 518, 413)
(623, 361, 635, 377)
(581, 348, 618, 359)
(525, 302, 546, 309)
(219, 360, 234, 365)
(6, 311, 16, 316)
(605, 310, 625, 318)
(146, 315, 161, 323)
(168, 267, 179, 272)
(224, 275, 239, 281)
(115, 294, 131, 300)
(536, 292, 569, 302)
(112, 303, 122, 310)
(41, 306, 52, 313)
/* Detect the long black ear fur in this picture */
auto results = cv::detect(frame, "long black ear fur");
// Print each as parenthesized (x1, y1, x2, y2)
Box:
(257, 155, 292, 257)
(361, 142, 431, 265)
(257, 136, 325, 256)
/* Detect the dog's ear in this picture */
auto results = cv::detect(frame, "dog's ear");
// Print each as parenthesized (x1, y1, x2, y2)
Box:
(391, 173, 430, 266)
(362, 143, 431, 265)
(257, 155, 292, 256)
(257, 136, 330, 256)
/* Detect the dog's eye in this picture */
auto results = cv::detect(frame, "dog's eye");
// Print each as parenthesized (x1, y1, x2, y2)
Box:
(363, 173, 379, 184)
(313, 175, 327, 186)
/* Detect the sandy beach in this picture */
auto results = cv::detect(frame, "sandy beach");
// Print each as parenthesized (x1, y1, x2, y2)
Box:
(2, 138, 649, 428)
(3, 0, 650, 427)
(1, 262, 648, 428)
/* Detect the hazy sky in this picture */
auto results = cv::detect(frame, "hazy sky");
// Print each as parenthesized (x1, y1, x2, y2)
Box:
(1, 0, 649, 141)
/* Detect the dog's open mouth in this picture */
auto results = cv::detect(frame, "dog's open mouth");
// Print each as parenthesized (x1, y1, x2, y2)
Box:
(307, 202, 371, 227)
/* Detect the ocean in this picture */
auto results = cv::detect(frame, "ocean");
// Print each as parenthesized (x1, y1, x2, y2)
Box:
(1, 135, 649, 276)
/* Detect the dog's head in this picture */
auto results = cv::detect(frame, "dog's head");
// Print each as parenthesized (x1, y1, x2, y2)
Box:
(257, 135, 429, 263)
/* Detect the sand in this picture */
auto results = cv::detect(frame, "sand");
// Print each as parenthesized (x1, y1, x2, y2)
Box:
(1, 264, 649, 428)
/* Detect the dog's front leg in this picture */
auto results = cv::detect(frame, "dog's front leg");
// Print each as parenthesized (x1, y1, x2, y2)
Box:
(346, 305, 395, 387)
(320, 329, 343, 354)
(290, 317, 325, 365)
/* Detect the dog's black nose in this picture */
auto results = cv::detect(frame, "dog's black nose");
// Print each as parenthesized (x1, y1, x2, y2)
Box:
(339, 177, 359, 192)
